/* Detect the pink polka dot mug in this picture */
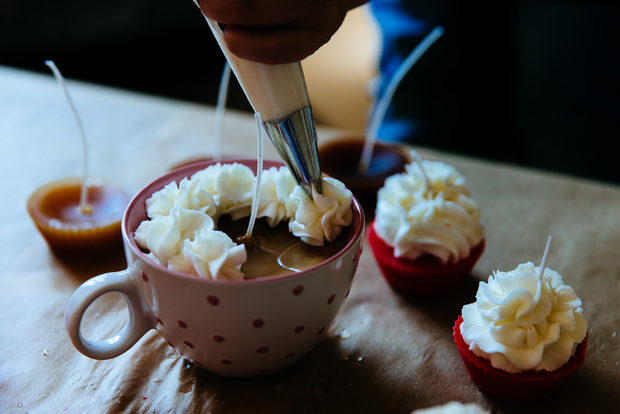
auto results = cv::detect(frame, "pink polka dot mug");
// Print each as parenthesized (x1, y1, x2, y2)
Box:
(64, 159, 365, 377)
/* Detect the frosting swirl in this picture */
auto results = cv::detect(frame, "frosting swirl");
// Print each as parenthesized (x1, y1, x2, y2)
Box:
(460, 262, 587, 373)
(169, 228, 247, 280)
(192, 163, 255, 221)
(256, 166, 297, 227)
(374, 160, 483, 264)
(135, 163, 353, 279)
(288, 177, 353, 246)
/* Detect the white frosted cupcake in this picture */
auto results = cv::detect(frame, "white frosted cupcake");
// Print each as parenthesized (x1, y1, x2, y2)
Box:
(368, 159, 485, 296)
(454, 262, 588, 401)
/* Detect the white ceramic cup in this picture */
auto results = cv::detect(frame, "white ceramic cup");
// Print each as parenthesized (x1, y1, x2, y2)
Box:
(65, 159, 365, 377)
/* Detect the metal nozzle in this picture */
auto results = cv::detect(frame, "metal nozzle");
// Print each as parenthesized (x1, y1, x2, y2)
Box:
(263, 105, 322, 195)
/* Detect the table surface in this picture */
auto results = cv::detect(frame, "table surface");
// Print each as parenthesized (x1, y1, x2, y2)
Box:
(1, 65, 619, 414)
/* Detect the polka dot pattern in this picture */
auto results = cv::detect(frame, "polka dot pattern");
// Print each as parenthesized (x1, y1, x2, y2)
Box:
(118, 159, 365, 377)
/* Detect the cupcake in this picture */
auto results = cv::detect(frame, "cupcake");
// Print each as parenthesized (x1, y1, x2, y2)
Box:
(454, 262, 588, 401)
(368, 158, 485, 296)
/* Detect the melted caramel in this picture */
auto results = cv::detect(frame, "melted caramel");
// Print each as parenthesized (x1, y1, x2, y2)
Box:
(35, 181, 126, 228)
(319, 137, 408, 211)
(27, 178, 128, 255)
(217, 216, 349, 279)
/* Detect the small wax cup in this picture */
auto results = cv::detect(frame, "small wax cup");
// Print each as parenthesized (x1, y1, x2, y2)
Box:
(27, 178, 128, 256)
(318, 136, 409, 209)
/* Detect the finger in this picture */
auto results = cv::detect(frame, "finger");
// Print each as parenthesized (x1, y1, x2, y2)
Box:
(222, 25, 333, 64)
(200, 0, 313, 27)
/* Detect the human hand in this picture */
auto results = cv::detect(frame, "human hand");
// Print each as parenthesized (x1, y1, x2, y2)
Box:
(197, 0, 367, 64)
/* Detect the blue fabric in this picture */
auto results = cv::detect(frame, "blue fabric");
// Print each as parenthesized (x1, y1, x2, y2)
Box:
(370, 0, 429, 143)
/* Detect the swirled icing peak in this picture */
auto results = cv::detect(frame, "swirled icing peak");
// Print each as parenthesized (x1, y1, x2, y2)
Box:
(256, 166, 297, 227)
(135, 163, 353, 279)
(288, 177, 353, 246)
(374, 159, 484, 264)
(460, 262, 587, 373)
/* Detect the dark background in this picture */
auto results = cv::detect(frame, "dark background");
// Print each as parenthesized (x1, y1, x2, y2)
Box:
(2, 0, 618, 185)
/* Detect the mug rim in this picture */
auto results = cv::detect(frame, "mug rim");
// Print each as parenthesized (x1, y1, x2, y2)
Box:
(122, 158, 365, 285)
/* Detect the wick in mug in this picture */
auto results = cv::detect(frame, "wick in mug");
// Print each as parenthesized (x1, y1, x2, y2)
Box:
(212, 62, 231, 159)
(238, 112, 265, 246)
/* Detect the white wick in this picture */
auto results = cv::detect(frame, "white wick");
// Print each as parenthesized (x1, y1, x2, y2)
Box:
(537, 236, 554, 281)
(359, 26, 444, 173)
(212, 62, 231, 159)
(245, 112, 264, 238)
(45, 60, 91, 213)
(411, 150, 432, 191)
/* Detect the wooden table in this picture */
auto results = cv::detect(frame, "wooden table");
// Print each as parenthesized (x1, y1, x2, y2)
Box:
(1, 65, 619, 413)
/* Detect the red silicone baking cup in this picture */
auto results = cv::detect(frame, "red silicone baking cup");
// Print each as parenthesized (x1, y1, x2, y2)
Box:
(453, 315, 587, 402)
(367, 220, 484, 296)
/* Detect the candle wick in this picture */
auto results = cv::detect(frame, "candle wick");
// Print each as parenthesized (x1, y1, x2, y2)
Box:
(244, 112, 264, 240)
(537, 236, 553, 281)
(411, 150, 432, 191)
(212, 62, 231, 159)
(45, 60, 91, 214)
(358, 26, 444, 174)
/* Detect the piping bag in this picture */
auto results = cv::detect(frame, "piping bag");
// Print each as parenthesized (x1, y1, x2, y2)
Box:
(198, 10, 322, 195)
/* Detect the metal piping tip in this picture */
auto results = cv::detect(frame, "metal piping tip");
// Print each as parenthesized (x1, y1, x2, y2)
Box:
(262, 106, 323, 196)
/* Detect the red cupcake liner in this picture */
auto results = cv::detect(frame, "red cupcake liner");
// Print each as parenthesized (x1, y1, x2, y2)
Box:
(367, 220, 484, 296)
(453, 315, 587, 402)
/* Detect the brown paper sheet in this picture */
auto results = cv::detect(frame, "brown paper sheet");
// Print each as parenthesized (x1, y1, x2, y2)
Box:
(1, 66, 619, 413)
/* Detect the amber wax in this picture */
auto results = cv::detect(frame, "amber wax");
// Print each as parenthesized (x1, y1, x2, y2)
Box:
(319, 137, 409, 212)
(27, 178, 128, 256)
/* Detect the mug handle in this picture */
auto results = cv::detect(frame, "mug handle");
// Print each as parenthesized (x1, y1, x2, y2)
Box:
(64, 267, 154, 360)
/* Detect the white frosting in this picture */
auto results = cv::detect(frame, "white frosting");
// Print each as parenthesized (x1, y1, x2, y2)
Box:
(135, 164, 353, 279)
(413, 402, 488, 414)
(374, 160, 484, 264)
(288, 177, 353, 246)
(256, 166, 297, 227)
(460, 262, 587, 373)
(135, 207, 214, 265)
(146, 178, 217, 218)
(191, 163, 255, 221)
(169, 229, 247, 280)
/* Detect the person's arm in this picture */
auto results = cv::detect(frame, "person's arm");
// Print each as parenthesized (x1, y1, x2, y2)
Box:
(197, 0, 368, 64)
